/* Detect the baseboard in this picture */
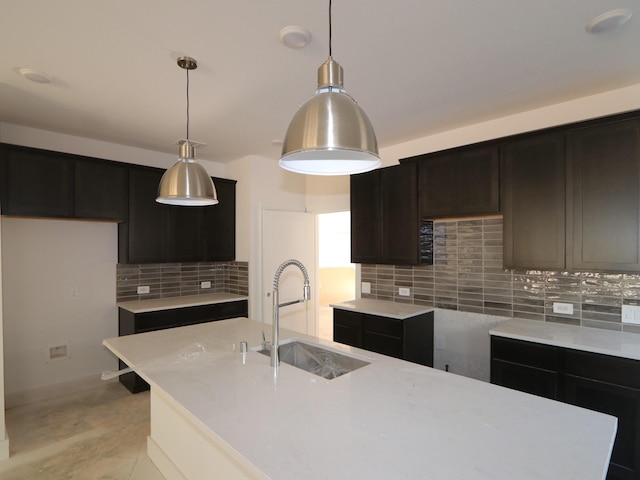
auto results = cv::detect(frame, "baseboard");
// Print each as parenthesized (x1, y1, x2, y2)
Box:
(5, 374, 118, 409)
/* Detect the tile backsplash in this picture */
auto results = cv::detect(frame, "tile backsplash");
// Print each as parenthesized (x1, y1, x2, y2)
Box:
(361, 217, 640, 334)
(116, 261, 248, 302)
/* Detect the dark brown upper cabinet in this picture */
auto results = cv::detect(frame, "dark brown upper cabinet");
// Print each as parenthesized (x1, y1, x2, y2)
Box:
(0, 144, 74, 217)
(501, 132, 566, 270)
(350, 168, 381, 264)
(0, 143, 127, 220)
(120, 165, 236, 264)
(567, 118, 640, 272)
(405, 144, 500, 218)
(351, 164, 420, 265)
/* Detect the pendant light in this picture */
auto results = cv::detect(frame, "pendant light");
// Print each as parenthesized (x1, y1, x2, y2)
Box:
(157, 56, 218, 206)
(279, 0, 381, 175)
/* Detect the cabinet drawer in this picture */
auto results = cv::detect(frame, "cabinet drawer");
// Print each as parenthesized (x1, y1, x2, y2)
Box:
(565, 349, 640, 390)
(491, 336, 559, 371)
(334, 325, 363, 348)
(491, 358, 559, 400)
(334, 310, 363, 329)
(365, 315, 403, 337)
(364, 332, 403, 359)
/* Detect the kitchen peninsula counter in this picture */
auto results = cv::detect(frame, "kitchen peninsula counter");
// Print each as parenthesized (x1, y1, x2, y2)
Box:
(104, 317, 616, 480)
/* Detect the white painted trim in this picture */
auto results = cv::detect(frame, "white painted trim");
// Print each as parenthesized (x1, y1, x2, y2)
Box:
(0, 428, 9, 461)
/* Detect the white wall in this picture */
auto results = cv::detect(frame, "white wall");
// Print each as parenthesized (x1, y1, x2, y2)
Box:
(2, 218, 118, 407)
(225, 155, 307, 322)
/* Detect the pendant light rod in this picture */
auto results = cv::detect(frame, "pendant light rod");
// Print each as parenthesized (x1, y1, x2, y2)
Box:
(328, 0, 332, 57)
(156, 56, 218, 206)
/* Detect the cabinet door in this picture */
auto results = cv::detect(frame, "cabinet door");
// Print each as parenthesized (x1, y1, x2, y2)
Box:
(501, 133, 566, 269)
(568, 119, 640, 272)
(417, 145, 499, 218)
(168, 205, 204, 262)
(565, 376, 640, 480)
(418, 153, 456, 217)
(0, 145, 73, 217)
(126, 167, 169, 263)
(350, 170, 380, 264)
(203, 178, 236, 261)
(333, 309, 364, 348)
(490, 336, 560, 400)
(380, 163, 418, 265)
(74, 159, 127, 220)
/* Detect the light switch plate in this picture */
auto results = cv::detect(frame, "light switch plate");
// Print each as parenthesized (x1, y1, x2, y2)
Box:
(622, 305, 640, 324)
(361, 282, 371, 294)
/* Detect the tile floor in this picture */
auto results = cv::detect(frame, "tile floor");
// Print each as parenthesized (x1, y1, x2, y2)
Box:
(0, 382, 165, 480)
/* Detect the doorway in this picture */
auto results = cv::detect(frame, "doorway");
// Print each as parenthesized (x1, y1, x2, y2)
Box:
(317, 211, 355, 340)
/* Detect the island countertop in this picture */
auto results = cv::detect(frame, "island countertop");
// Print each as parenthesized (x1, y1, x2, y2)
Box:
(103, 317, 616, 480)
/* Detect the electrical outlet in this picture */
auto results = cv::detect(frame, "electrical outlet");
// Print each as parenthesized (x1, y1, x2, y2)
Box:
(361, 282, 371, 294)
(137, 285, 150, 294)
(201, 281, 212, 289)
(70, 287, 79, 300)
(552, 302, 574, 315)
(622, 305, 640, 324)
(398, 287, 411, 297)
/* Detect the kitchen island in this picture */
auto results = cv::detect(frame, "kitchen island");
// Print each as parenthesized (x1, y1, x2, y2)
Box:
(103, 317, 616, 480)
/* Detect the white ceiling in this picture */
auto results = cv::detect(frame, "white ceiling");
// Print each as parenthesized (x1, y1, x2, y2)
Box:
(1, 1, 640, 164)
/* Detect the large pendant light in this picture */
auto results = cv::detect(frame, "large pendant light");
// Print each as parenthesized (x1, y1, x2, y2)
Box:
(279, 0, 381, 175)
(157, 56, 218, 206)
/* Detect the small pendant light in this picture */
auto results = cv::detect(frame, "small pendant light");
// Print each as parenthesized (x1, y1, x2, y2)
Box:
(279, 0, 381, 176)
(157, 56, 218, 206)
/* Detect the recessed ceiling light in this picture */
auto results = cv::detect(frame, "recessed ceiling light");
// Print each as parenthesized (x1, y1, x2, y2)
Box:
(586, 9, 632, 33)
(278, 26, 312, 49)
(18, 67, 52, 84)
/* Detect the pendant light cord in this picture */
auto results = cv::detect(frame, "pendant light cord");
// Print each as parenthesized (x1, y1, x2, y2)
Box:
(186, 67, 190, 140)
(328, 0, 332, 57)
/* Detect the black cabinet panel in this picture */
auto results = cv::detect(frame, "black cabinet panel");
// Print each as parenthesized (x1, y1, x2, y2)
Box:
(350, 169, 380, 264)
(351, 164, 420, 265)
(0, 145, 73, 217)
(414, 144, 500, 218)
(125, 167, 169, 263)
(333, 309, 433, 366)
(168, 205, 204, 262)
(74, 159, 127, 220)
(118, 300, 248, 393)
(491, 359, 559, 400)
(568, 119, 640, 272)
(380, 163, 419, 265)
(501, 133, 566, 270)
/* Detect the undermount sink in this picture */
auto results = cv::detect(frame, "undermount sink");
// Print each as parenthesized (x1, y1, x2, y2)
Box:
(257, 340, 370, 380)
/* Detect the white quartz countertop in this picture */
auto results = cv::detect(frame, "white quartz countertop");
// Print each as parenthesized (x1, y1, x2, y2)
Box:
(117, 293, 248, 313)
(104, 318, 616, 480)
(329, 298, 433, 319)
(490, 318, 640, 361)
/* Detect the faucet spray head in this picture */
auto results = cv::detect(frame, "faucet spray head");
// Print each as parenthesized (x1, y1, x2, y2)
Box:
(303, 282, 311, 301)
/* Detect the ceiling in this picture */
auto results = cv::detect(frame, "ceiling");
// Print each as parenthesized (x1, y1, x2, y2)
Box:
(2, 1, 640, 165)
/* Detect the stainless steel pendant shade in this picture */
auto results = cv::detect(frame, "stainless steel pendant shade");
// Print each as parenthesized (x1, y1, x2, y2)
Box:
(280, 58, 381, 176)
(156, 57, 218, 206)
(157, 140, 218, 206)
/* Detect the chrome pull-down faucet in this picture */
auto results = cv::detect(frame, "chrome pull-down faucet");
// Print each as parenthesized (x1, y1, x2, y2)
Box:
(271, 259, 311, 368)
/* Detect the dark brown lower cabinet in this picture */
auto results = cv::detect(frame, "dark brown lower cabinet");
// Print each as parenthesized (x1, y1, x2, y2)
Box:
(333, 309, 433, 367)
(118, 300, 248, 393)
(491, 336, 640, 480)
